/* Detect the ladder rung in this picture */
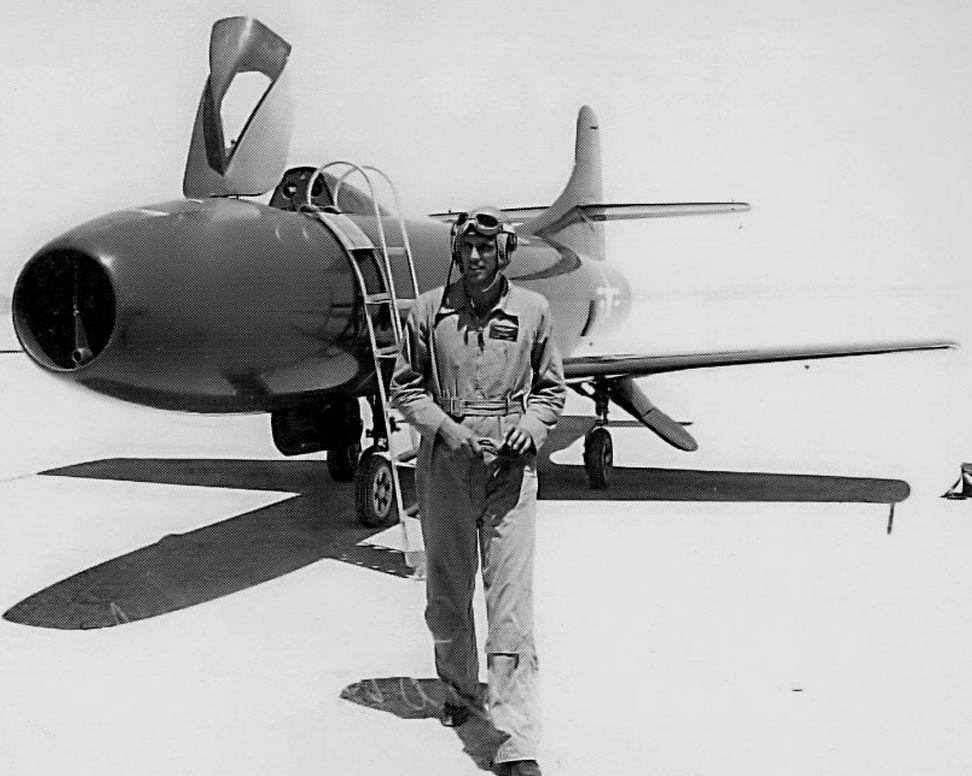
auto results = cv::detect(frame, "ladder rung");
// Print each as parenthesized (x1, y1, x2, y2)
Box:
(394, 459, 416, 470)
(376, 345, 400, 358)
(365, 293, 392, 305)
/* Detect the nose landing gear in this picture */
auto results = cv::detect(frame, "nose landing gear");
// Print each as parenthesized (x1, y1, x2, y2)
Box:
(351, 396, 416, 528)
(355, 446, 397, 527)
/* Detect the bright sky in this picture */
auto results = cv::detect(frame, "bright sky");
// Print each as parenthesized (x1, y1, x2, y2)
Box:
(2, 0, 970, 307)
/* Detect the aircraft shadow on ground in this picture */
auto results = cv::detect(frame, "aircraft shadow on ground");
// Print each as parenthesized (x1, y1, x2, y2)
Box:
(538, 464, 909, 503)
(340, 677, 502, 770)
(539, 416, 910, 503)
(3, 458, 416, 631)
(3, 433, 908, 630)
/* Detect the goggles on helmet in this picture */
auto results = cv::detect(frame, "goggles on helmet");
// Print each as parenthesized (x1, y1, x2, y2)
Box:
(453, 209, 504, 238)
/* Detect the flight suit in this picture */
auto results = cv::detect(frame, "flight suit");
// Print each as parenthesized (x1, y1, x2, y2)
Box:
(390, 277, 565, 764)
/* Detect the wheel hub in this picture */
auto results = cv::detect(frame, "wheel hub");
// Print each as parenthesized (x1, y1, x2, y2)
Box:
(372, 467, 392, 516)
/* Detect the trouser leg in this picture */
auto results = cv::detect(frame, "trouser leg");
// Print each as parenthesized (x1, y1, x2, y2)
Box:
(480, 458, 540, 763)
(420, 443, 481, 706)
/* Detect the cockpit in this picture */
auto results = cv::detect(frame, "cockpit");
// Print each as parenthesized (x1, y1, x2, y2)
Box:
(268, 166, 390, 216)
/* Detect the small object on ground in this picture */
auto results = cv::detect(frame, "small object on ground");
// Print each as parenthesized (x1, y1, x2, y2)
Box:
(942, 463, 972, 500)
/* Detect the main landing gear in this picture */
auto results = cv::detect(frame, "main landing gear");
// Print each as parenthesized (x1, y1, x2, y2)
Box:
(580, 382, 613, 490)
(584, 425, 613, 490)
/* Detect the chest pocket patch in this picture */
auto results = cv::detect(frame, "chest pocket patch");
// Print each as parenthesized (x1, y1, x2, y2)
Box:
(488, 320, 519, 342)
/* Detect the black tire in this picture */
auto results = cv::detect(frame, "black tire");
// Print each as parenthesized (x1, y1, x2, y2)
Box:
(354, 447, 397, 527)
(327, 442, 361, 482)
(583, 426, 613, 490)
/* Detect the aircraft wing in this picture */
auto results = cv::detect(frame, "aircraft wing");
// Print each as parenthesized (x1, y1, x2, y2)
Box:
(562, 339, 956, 451)
(563, 339, 958, 382)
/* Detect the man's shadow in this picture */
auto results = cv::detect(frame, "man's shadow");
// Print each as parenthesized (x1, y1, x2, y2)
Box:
(340, 677, 504, 770)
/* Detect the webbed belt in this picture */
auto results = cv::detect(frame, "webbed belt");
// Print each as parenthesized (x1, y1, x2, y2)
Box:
(441, 395, 526, 417)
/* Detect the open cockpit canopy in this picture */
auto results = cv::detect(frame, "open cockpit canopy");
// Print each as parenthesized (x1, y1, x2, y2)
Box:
(268, 167, 390, 216)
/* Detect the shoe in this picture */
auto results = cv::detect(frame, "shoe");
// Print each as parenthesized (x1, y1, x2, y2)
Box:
(440, 701, 472, 727)
(492, 760, 542, 776)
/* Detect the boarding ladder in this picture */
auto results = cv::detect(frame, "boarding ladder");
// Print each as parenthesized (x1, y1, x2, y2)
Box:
(300, 162, 424, 569)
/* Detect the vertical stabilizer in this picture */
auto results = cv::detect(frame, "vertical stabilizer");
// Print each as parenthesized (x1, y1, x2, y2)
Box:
(521, 105, 606, 260)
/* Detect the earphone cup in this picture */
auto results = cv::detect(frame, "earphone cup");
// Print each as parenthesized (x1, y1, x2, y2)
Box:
(499, 231, 517, 268)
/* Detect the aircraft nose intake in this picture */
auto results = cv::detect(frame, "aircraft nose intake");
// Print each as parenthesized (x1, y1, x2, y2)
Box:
(13, 249, 116, 371)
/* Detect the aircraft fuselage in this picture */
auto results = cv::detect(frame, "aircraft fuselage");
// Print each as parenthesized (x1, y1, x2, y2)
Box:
(12, 196, 631, 413)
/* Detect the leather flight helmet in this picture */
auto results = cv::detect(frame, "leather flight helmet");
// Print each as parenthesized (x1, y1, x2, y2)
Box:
(450, 205, 518, 269)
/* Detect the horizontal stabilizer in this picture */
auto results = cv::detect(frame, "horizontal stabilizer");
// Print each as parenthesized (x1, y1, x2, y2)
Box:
(428, 207, 546, 226)
(564, 339, 958, 381)
(578, 202, 750, 220)
(429, 201, 751, 227)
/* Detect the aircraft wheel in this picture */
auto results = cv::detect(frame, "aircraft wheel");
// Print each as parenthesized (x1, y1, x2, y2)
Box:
(583, 426, 613, 490)
(327, 442, 361, 482)
(355, 447, 397, 527)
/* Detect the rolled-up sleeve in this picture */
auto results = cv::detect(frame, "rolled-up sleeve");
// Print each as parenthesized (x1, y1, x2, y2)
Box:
(519, 299, 566, 451)
(389, 298, 450, 440)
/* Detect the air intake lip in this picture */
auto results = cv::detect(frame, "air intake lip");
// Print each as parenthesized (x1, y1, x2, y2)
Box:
(13, 249, 116, 371)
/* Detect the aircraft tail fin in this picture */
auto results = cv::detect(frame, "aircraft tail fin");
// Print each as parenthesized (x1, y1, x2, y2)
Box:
(520, 106, 606, 260)
(183, 17, 295, 198)
(514, 106, 750, 259)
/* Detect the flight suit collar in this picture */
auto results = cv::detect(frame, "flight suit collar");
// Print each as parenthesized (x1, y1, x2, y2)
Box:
(435, 275, 518, 324)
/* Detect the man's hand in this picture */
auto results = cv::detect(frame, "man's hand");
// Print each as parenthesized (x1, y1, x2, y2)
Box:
(438, 418, 484, 459)
(502, 425, 535, 457)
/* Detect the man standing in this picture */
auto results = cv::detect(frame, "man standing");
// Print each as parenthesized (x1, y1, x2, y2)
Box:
(390, 206, 565, 776)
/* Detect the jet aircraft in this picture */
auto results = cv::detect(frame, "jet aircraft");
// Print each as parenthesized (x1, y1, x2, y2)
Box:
(8, 17, 955, 528)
